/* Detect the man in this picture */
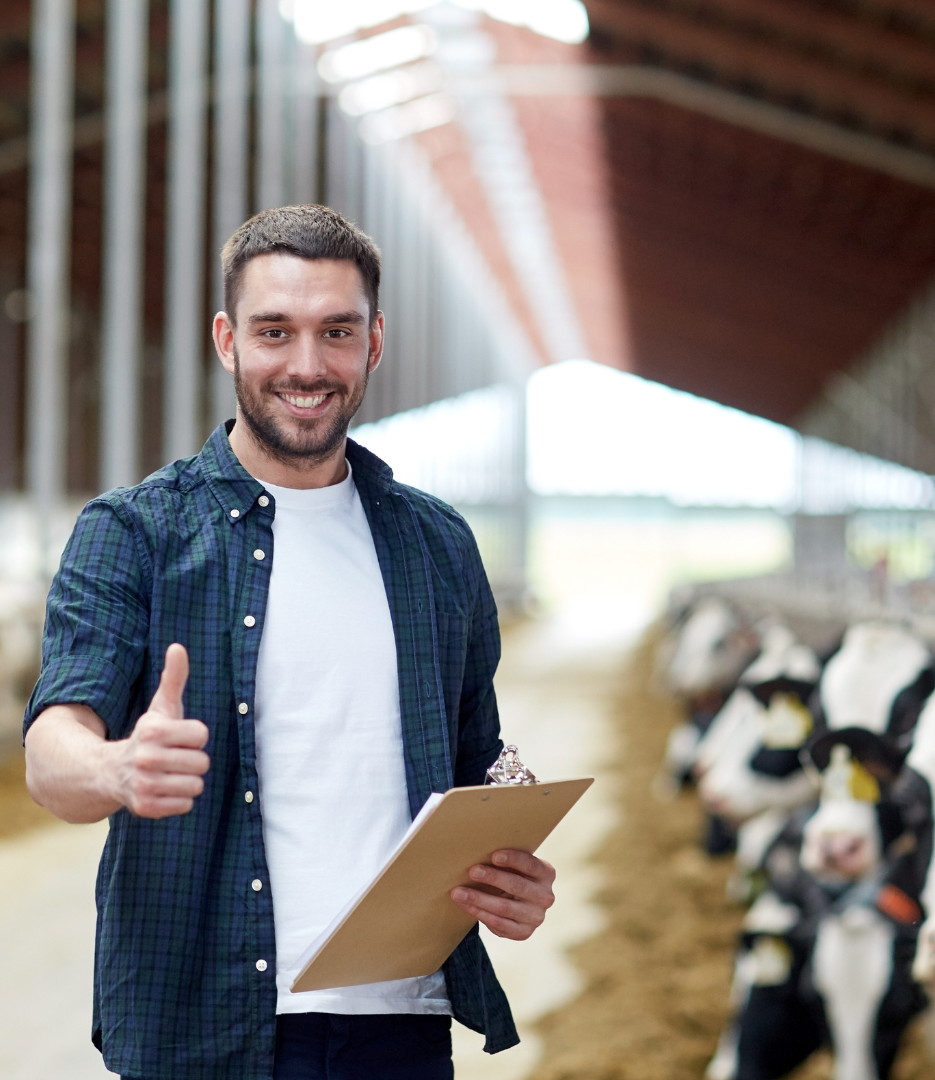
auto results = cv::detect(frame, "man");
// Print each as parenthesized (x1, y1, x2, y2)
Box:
(23, 205, 556, 1080)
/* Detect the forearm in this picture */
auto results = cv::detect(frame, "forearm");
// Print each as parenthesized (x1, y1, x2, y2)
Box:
(25, 705, 122, 824)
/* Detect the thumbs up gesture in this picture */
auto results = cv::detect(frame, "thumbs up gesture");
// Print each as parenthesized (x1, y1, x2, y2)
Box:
(108, 644, 211, 819)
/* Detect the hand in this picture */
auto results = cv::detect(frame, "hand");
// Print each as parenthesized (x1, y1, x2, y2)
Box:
(103, 644, 210, 819)
(450, 850, 556, 940)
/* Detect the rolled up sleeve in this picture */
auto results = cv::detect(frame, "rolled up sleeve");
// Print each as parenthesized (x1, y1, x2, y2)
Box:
(24, 498, 150, 741)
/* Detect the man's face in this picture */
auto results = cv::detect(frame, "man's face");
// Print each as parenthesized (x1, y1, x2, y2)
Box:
(218, 254, 383, 465)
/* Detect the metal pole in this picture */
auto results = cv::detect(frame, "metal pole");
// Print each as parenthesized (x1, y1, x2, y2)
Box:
(211, 0, 250, 427)
(164, 0, 208, 462)
(26, 0, 74, 545)
(292, 40, 320, 205)
(100, 0, 148, 490)
(255, 0, 286, 211)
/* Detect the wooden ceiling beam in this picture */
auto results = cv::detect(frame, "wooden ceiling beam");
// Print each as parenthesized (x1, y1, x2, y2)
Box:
(586, 0, 935, 147)
(670, 0, 935, 90)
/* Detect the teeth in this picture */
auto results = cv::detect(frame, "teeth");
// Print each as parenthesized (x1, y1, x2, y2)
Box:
(282, 393, 327, 408)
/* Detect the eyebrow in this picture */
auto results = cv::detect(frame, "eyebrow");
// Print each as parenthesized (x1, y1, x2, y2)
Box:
(246, 310, 367, 326)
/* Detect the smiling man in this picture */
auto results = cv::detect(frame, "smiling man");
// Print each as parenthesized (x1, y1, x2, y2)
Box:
(22, 205, 555, 1080)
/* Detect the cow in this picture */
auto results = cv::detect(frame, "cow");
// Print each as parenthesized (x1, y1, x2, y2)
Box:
(659, 596, 759, 794)
(709, 620, 935, 1080)
(692, 622, 820, 856)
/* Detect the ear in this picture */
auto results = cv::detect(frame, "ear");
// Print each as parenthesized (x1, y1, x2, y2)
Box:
(213, 311, 236, 375)
(368, 310, 386, 374)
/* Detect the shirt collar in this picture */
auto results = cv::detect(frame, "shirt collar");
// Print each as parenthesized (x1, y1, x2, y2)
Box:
(198, 421, 396, 519)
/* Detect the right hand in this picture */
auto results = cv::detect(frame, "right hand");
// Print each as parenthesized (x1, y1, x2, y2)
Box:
(105, 643, 210, 818)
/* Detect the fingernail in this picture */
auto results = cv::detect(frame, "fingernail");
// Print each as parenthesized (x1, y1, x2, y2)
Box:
(471, 866, 489, 880)
(452, 888, 468, 902)
(493, 852, 508, 864)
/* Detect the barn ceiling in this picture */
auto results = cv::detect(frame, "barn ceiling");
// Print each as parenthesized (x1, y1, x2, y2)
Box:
(583, 0, 935, 427)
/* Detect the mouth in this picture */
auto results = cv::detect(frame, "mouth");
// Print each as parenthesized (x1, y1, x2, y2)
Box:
(275, 390, 336, 417)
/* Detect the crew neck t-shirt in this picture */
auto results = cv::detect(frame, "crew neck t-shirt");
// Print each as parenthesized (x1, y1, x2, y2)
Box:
(253, 466, 451, 1016)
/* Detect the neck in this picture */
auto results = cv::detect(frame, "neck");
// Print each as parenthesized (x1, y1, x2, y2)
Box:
(227, 414, 349, 489)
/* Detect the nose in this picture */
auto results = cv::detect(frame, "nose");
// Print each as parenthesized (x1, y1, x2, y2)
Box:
(283, 331, 329, 383)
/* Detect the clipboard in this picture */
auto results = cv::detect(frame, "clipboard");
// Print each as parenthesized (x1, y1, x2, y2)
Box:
(291, 776, 593, 993)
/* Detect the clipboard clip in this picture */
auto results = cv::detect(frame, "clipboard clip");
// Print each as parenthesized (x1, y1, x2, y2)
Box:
(485, 745, 538, 786)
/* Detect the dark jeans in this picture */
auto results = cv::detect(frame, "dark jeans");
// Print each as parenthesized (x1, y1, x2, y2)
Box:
(273, 1013, 454, 1080)
(122, 1012, 454, 1080)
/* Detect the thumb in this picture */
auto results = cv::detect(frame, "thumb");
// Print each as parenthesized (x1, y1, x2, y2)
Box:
(150, 643, 189, 719)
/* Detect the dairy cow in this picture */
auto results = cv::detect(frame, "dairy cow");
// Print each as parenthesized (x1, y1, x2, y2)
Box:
(660, 596, 759, 790)
(710, 621, 935, 1080)
(698, 624, 821, 828)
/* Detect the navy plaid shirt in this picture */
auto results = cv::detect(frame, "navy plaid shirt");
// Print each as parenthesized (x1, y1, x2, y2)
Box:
(24, 423, 517, 1080)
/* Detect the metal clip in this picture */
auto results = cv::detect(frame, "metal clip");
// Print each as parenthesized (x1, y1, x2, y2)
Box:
(485, 745, 537, 785)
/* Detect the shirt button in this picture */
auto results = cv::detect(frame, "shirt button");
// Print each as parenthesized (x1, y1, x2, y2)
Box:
(253, 549, 265, 561)
(244, 790, 254, 803)
(258, 495, 270, 507)
(238, 702, 249, 714)
(252, 879, 263, 892)
(256, 959, 268, 972)
(243, 615, 256, 627)
(230, 508, 240, 519)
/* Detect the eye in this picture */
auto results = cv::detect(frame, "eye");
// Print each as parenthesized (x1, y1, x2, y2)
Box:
(263, 328, 286, 339)
(325, 328, 349, 338)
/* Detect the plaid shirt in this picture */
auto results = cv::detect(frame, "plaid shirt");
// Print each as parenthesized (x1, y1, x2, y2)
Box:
(24, 423, 517, 1080)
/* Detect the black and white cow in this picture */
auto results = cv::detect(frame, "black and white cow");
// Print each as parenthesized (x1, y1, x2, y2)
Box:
(692, 623, 820, 857)
(660, 596, 759, 791)
(709, 621, 935, 1080)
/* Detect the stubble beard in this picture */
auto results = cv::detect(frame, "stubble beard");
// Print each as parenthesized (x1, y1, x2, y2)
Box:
(233, 343, 369, 467)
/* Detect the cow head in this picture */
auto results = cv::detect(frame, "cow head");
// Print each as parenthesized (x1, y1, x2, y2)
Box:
(801, 744, 883, 883)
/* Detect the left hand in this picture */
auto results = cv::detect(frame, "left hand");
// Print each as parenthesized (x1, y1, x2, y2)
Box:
(450, 849, 555, 940)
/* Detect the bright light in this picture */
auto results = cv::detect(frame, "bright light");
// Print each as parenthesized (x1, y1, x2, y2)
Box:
(292, 0, 436, 45)
(453, 0, 589, 43)
(527, 360, 935, 512)
(352, 386, 521, 503)
(318, 25, 437, 82)
(338, 61, 444, 115)
(358, 91, 456, 143)
(288, 0, 588, 45)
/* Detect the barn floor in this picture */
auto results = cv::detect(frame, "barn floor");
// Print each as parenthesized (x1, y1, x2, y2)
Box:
(523, 628, 935, 1080)
(0, 618, 933, 1078)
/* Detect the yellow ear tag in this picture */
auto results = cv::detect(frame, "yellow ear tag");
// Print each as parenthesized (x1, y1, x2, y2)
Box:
(761, 693, 814, 749)
(849, 760, 880, 803)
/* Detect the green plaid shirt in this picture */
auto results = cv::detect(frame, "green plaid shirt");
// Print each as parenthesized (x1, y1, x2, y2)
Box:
(24, 423, 517, 1080)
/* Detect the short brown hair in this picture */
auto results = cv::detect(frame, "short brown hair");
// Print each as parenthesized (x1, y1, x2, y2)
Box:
(221, 204, 382, 324)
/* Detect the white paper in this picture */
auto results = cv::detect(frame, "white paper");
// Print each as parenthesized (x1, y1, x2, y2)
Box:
(291, 791, 447, 981)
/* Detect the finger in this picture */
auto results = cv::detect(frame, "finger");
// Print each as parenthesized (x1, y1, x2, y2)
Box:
(129, 795, 199, 819)
(134, 745, 211, 776)
(451, 887, 546, 927)
(149, 644, 190, 719)
(137, 717, 209, 750)
(450, 890, 537, 940)
(468, 864, 554, 906)
(490, 850, 556, 883)
(130, 772, 206, 801)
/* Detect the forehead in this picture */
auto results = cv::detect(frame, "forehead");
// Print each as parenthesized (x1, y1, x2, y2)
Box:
(237, 253, 368, 315)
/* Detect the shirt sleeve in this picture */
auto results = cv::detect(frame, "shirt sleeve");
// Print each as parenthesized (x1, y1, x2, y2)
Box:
(453, 540, 504, 788)
(24, 498, 151, 741)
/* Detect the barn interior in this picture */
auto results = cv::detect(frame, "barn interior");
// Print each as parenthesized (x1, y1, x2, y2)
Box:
(2, 1, 935, 1077)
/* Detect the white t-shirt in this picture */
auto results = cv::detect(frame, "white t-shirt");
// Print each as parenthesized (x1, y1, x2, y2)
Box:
(253, 466, 451, 1016)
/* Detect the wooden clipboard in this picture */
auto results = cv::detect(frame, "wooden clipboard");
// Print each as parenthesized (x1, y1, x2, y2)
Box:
(291, 777, 593, 993)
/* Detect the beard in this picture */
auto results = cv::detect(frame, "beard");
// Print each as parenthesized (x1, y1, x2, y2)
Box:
(233, 344, 369, 467)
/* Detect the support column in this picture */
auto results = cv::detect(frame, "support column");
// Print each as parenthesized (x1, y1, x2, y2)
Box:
(293, 42, 320, 205)
(26, 0, 75, 534)
(163, 0, 208, 462)
(255, 0, 287, 212)
(211, 0, 250, 426)
(100, 0, 149, 490)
